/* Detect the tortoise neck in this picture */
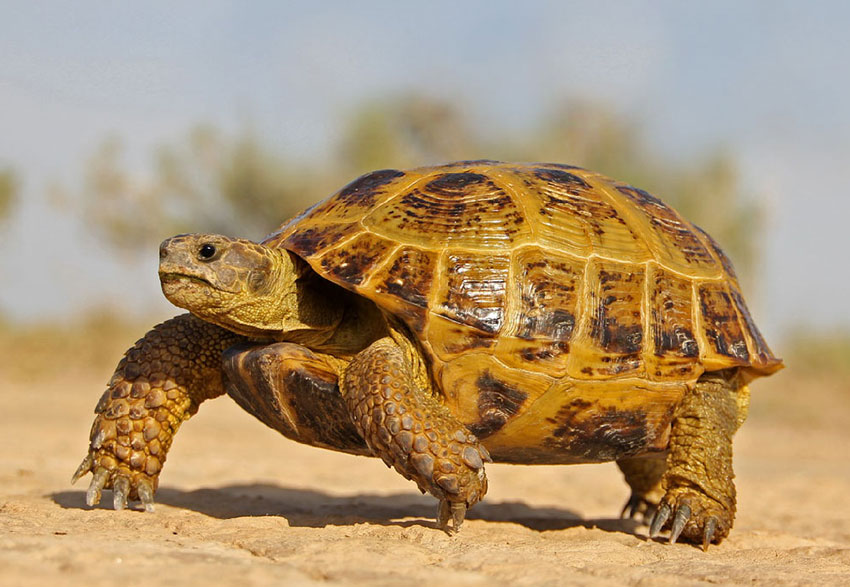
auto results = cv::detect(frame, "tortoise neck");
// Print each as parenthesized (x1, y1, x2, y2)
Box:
(273, 260, 348, 346)
(282, 265, 388, 356)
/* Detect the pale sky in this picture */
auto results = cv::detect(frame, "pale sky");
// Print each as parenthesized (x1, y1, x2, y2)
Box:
(2, 1, 849, 346)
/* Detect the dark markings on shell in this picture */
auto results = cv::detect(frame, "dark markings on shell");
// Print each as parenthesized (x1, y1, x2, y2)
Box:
(649, 269, 699, 358)
(533, 169, 631, 236)
(545, 399, 651, 461)
(319, 235, 393, 287)
(401, 189, 468, 216)
(440, 254, 508, 334)
(616, 185, 715, 267)
(515, 252, 581, 347)
(728, 287, 774, 364)
(614, 184, 666, 208)
(532, 167, 592, 191)
(652, 316, 699, 358)
(380, 248, 436, 309)
(466, 372, 528, 439)
(591, 271, 643, 354)
(336, 169, 406, 208)
(518, 308, 575, 342)
(696, 226, 739, 280)
(425, 172, 489, 195)
(699, 284, 750, 361)
(371, 173, 525, 247)
(519, 341, 569, 362)
(285, 224, 358, 258)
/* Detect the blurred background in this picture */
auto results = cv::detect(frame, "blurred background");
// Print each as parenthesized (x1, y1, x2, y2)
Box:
(1, 1, 849, 384)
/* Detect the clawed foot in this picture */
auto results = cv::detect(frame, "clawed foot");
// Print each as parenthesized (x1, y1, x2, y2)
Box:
(620, 493, 658, 523)
(648, 488, 731, 550)
(71, 451, 157, 513)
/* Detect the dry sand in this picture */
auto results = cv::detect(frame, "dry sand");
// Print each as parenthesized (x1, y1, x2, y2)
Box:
(2, 366, 849, 586)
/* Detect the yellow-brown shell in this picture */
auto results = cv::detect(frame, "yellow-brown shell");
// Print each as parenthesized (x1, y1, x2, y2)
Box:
(265, 161, 782, 463)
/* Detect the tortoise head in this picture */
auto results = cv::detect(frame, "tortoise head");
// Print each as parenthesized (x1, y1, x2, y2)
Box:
(158, 234, 305, 338)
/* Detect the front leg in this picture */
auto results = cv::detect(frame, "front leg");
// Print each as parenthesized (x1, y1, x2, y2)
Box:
(72, 313, 244, 510)
(341, 337, 490, 533)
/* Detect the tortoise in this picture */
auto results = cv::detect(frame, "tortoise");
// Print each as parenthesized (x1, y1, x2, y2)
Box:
(74, 161, 782, 548)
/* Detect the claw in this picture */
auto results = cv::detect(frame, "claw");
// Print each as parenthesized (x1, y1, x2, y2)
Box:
(649, 502, 671, 538)
(86, 468, 108, 507)
(437, 500, 467, 534)
(620, 495, 641, 519)
(71, 454, 94, 484)
(113, 476, 129, 511)
(137, 479, 155, 513)
(702, 517, 717, 551)
(451, 501, 466, 532)
(669, 504, 691, 544)
(437, 499, 450, 530)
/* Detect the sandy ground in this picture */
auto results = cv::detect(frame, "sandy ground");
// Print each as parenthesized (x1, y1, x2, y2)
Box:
(2, 365, 849, 586)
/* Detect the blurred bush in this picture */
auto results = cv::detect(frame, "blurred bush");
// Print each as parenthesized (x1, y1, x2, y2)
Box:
(72, 95, 764, 288)
(0, 167, 18, 223)
(0, 310, 144, 382)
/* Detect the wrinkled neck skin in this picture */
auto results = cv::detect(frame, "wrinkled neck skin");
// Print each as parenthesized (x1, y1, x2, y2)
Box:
(253, 251, 347, 345)
(159, 235, 385, 355)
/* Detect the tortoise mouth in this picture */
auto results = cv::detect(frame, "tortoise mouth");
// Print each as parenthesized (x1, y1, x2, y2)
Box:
(159, 272, 215, 295)
(160, 272, 210, 285)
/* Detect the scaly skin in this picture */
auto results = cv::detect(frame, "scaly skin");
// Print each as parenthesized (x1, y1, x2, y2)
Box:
(73, 313, 244, 510)
(341, 337, 490, 532)
(617, 454, 666, 521)
(650, 369, 742, 549)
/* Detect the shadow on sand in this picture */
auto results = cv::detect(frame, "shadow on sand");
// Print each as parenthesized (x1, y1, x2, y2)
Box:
(52, 482, 642, 535)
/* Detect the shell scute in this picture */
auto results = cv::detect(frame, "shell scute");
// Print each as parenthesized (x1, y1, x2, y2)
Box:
(567, 261, 646, 379)
(435, 251, 509, 335)
(645, 265, 701, 380)
(316, 232, 397, 288)
(516, 167, 651, 263)
(698, 281, 752, 368)
(363, 171, 530, 249)
(612, 184, 720, 276)
(368, 246, 437, 310)
(427, 319, 497, 361)
(495, 247, 582, 377)
(335, 168, 407, 208)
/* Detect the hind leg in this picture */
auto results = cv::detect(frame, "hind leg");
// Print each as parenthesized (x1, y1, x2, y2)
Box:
(649, 370, 744, 549)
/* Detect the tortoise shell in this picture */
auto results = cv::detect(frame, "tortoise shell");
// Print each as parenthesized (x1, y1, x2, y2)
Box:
(265, 161, 781, 464)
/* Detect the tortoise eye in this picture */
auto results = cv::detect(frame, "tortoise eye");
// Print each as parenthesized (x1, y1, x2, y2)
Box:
(198, 243, 217, 260)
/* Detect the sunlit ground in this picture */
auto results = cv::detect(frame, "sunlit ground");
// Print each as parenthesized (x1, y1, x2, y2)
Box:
(1, 319, 848, 585)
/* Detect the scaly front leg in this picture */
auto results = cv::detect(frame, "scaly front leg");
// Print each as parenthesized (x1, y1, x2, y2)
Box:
(341, 337, 490, 533)
(72, 313, 244, 510)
